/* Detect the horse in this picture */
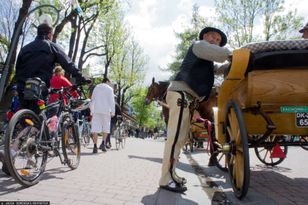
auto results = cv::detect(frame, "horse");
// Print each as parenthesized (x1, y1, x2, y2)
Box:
(144, 78, 169, 125)
(144, 77, 217, 124)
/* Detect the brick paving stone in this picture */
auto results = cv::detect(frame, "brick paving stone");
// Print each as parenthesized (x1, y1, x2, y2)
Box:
(2, 137, 308, 204)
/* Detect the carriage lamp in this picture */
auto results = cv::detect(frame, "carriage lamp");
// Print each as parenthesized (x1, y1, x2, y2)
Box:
(39, 14, 53, 25)
(37, 100, 46, 110)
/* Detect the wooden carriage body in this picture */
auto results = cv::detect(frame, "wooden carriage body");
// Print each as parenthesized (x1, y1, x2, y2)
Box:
(215, 40, 308, 144)
(212, 40, 308, 199)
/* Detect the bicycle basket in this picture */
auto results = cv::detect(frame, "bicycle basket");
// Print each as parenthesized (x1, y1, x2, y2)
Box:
(23, 77, 47, 100)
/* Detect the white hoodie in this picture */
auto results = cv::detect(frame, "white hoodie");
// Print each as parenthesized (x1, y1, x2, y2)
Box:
(90, 83, 115, 116)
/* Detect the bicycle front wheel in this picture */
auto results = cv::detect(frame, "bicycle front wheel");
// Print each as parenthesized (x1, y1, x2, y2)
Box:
(81, 121, 91, 146)
(121, 136, 126, 149)
(61, 114, 80, 169)
(114, 129, 121, 150)
(4, 109, 47, 187)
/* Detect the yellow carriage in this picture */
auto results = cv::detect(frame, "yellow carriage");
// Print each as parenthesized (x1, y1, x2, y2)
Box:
(214, 40, 308, 198)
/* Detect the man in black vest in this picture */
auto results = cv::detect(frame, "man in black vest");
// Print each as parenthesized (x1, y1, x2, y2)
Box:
(159, 27, 231, 193)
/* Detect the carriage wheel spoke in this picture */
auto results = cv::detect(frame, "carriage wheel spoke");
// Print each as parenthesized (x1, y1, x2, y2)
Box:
(263, 149, 269, 161)
(234, 151, 244, 189)
(258, 148, 266, 153)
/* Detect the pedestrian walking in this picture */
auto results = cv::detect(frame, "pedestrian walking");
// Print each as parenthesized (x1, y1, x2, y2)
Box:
(90, 78, 115, 153)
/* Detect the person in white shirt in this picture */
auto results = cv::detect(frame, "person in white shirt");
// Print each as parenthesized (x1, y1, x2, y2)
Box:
(90, 78, 115, 153)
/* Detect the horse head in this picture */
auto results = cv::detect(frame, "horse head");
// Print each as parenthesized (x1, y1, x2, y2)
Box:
(145, 77, 159, 105)
(144, 77, 170, 105)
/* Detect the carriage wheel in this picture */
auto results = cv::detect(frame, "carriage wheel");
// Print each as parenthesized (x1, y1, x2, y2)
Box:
(300, 136, 308, 151)
(209, 126, 227, 172)
(183, 131, 194, 152)
(254, 136, 288, 166)
(210, 141, 228, 172)
(224, 100, 250, 199)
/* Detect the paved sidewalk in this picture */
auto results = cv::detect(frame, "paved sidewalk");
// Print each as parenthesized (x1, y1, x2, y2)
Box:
(0, 138, 211, 205)
(2, 137, 308, 204)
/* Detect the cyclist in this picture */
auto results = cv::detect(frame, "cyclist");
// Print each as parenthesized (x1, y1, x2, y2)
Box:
(15, 23, 89, 113)
(49, 66, 78, 105)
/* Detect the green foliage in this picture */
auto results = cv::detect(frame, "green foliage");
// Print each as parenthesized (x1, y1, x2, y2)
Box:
(167, 5, 209, 76)
(130, 87, 165, 128)
(215, 0, 263, 47)
(215, 0, 304, 47)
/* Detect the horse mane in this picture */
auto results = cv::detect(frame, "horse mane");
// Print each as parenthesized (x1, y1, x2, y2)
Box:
(158, 81, 170, 88)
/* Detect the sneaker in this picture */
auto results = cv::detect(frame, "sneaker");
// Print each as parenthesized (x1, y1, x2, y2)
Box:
(106, 144, 111, 149)
(160, 180, 187, 193)
(93, 144, 98, 153)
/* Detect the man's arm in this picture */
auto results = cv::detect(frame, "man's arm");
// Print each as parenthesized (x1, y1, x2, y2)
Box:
(192, 40, 231, 63)
(50, 43, 83, 79)
(110, 90, 115, 116)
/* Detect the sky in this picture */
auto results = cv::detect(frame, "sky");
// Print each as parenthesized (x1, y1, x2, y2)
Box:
(124, 0, 308, 86)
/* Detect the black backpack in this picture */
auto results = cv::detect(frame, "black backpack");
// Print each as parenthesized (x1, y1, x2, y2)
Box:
(23, 77, 47, 100)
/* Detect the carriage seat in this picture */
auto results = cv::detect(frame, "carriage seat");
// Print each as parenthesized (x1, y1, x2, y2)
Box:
(230, 40, 308, 109)
(243, 40, 308, 74)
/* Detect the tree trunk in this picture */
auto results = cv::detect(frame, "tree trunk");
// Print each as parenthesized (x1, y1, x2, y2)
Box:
(68, 16, 77, 58)
(0, 0, 32, 117)
(7, 0, 32, 83)
(53, 11, 76, 43)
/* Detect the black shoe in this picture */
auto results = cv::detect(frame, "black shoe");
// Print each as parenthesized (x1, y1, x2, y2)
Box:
(93, 145, 98, 153)
(106, 144, 111, 149)
(2, 163, 11, 176)
(101, 144, 107, 152)
(208, 156, 216, 166)
(99, 143, 104, 150)
(160, 181, 187, 193)
(179, 177, 187, 185)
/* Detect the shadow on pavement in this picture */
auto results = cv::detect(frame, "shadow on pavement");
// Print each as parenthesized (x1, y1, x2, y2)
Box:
(0, 172, 25, 196)
(0, 164, 69, 196)
(249, 167, 308, 204)
(198, 162, 308, 204)
(128, 155, 195, 174)
(141, 189, 198, 205)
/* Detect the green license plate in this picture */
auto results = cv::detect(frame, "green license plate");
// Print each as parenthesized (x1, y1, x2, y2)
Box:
(281, 106, 308, 113)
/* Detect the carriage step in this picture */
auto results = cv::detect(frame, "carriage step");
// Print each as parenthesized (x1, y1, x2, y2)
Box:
(270, 143, 286, 158)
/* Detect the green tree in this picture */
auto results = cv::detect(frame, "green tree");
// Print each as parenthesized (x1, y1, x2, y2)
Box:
(262, 0, 303, 41)
(167, 4, 209, 77)
(215, 0, 304, 47)
(131, 87, 164, 128)
(110, 37, 147, 109)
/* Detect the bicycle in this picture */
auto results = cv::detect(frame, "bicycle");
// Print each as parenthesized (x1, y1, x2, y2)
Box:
(72, 99, 91, 147)
(113, 116, 127, 150)
(4, 82, 85, 187)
